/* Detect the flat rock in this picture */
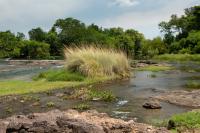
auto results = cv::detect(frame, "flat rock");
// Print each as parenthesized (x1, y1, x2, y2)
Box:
(154, 90, 200, 107)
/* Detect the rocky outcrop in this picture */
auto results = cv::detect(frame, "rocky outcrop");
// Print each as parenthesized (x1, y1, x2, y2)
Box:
(154, 90, 200, 107)
(0, 109, 169, 133)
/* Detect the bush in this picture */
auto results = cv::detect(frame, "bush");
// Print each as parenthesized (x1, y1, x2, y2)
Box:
(21, 40, 50, 59)
(64, 47, 130, 77)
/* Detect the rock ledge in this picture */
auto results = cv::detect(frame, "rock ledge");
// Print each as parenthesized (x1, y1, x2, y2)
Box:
(0, 109, 168, 133)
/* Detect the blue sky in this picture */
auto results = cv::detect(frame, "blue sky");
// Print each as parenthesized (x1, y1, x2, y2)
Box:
(0, 0, 199, 39)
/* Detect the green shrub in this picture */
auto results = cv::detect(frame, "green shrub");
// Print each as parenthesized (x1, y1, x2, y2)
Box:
(64, 47, 130, 78)
(170, 110, 200, 129)
(21, 40, 50, 59)
(0, 31, 22, 58)
(34, 69, 85, 82)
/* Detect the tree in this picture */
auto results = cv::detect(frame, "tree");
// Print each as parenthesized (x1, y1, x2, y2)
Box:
(28, 27, 46, 42)
(21, 40, 50, 59)
(0, 31, 22, 58)
(53, 17, 86, 45)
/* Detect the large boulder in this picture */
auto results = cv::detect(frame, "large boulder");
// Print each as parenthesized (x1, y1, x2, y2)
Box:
(143, 100, 162, 109)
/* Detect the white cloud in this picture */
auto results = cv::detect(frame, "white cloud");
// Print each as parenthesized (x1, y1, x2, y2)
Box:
(111, 0, 139, 7)
(99, 0, 199, 38)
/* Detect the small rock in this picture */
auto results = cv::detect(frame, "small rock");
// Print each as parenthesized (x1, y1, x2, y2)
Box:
(143, 100, 162, 109)
(31, 102, 40, 106)
(20, 100, 25, 103)
(55, 93, 64, 97)
(92, 97, 101, 101)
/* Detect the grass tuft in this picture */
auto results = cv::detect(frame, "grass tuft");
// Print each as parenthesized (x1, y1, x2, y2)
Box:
(66, 88, 116, 102)
(46, 101, 55, 107)
(186, 81, 200, 89)
(73, 103, 90, 110)
(64, 47, 130, 77)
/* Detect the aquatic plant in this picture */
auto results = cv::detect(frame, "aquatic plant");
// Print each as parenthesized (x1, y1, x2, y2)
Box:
(64, 47, 130, 77)
(73, 103, 90, 110)
(5, 107, 13, 114)
(186, 81, 200, 89)
(65, 88, 116, 102)
(148, 73, 157, 78)
(46, 101, 55, 107)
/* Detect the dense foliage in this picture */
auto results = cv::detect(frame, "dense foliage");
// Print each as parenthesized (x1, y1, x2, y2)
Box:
(159, 5, 200, 54)
(0, 5, 199, 59)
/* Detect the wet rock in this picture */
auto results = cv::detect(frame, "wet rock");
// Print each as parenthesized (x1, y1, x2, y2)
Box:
(31, 102, 40, 106)
(55, 93, 64, 97)
(167, 120, 176, 130)
(143, 100, 162, 109)
(92, 97, 101, 101)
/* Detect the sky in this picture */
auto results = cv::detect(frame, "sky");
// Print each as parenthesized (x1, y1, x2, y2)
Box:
(0, 0, 199, 39)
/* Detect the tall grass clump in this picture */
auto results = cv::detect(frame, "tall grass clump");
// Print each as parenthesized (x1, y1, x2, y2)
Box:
(64, 47, 130, 78)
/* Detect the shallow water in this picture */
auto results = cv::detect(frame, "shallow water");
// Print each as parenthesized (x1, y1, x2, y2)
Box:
(0, 60, 199, 124)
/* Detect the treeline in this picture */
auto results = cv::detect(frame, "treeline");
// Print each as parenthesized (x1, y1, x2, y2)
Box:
(0, 18, 145, 59)
(159, 5, 200, 54)
(0, 5, 199, 59)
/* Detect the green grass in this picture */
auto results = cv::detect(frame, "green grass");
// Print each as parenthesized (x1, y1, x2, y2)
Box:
(0, 76, 114, 96)
(169, 110, 200, 130)
(137, 65, 173, 72)
(186, 81, 200, 89)
(0, 80, 82, 96)
(154, 54, 200, 62)
(33, 69, 85, 82)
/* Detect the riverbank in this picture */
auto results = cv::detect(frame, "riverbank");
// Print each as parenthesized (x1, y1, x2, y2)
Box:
(1, 59, 200, 132)
(153, 54, 200, 62)
(0, 109, 168, 133)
